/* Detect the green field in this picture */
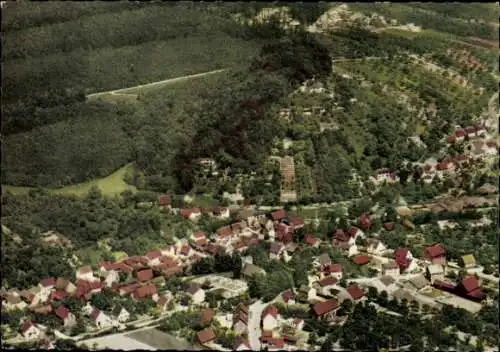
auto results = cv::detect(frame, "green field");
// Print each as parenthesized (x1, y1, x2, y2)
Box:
(3, 163, 137, 197)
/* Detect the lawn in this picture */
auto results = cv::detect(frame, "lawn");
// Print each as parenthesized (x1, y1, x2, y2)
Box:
(3, 163, 137, 198)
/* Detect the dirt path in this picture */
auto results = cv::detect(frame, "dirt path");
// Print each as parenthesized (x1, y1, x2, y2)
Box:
(86, 69, 226, 100)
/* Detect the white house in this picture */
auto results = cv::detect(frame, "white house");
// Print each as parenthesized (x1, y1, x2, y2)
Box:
(113, 307, 130, 323)
(347, 244, 359, 257)
(91, 309, 115, 329)
(261, 305, 280, 331)
(185, 284, 205, 305)
(161, 246, 177, 257)
(3, 294, 28, 311)
(76, 266, 96, 282)
(366, 240, 387, 255)
(382, 262, 400, 278)
(20, 321, 42, 340)
(269, 243, 286, 260)
(102, 270, 119, 288)
(426, 264, 445, 283)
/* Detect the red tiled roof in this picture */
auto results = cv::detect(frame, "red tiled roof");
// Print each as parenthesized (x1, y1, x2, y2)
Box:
(231, 222, 244, 232)
(181, 208, 200, 219)
(304, 235, 319, 246)
(158, 195, 171, 206)
(193, 232, 206, 239)
(347, 285, 365, 300)
(180, 244, 191, 255)
(281, 290, 295, 302)
(217, 226, 233, 238)
(271, 209, 287, 221)
(312, 299, 339, 316)
(275, 223, 294, 243)
(197, 328, 216, 344)
(359, 215, 372, 230)
(261, 305, 279, 319)
(201, 308, 215, 325)
(383, 223, 395, 231)
(486, 140, 497, 148)
(352, 255, 370, 265)
(347, 227, 359, 237)
(426, 244, 445, 259)
(133, 284, 157, 300)
(267, 338, 285, 348)
(455, 129, 466, 138)
(136, 269, 154, 282)
(424, 164, 432, 172)
(51, 290, 68, 301)
(394, 248, 411, 268)
(460, 276, 480, 293)
(20, 320, 36, 334)
(326, 263, 343, 273)
(334, 229, 350, 242)
(318, 276, 337, 287)
(234, 337, 251, 350)
(40, 278, 56, 287)
(270, 243, 283, 255)
(146, 250, 162, 260)
(54, 305, 70, 320)
(120, 283, 141, 295)
(289, 216, 304, 227)
(436, 162, 451, 171)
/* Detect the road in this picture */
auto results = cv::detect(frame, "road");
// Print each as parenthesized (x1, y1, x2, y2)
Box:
(248, 300, 268, 350)
(86, 69, 226, 100)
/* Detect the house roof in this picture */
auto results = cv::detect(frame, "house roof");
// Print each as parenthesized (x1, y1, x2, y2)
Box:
(158, 195, 171, 206)
(409, 275, 429, 289)
(289, 216, 304, 227)
(326, 263, 343, 273)
(318, 276, 337, 287)
(136, 269, 153, 282)
(383, 223, 395, 231)
(426, 243, 445, 258)
(185, 283, 202, 295)
(347, 227, 359, 237)
(304, 235, 319, 246)
(180, 208, 200, 218)
(270, 242, 284, 255)
(51, 290, 69, 301)
(460, 276, 480, 293)
(197, 328, 216, 344)
(271, 209, 287, 221)
(40, 278, 56, 287)
(133, 284, 157, 300)
(261, 305, 279, 319)
(180, 244, 191, 255)
(433, 280, 456, 291)
(333, 229, 350, 242)
(317, 253, 331, 265)
(427, 264, 444, 275)
(201, 308, 215, 325)
(461, 254, 476, 266)
(312, 299, 339, 316)
(217, 226, 233, 238)
(233, 337, 251, 350)
(193, 232, 206, 239)
(281, 290, 295, 302)
(20, 320, 36, 334)
(90, 309, 101, 321)
(267, 338, 285, 348)
(379, 275, 396, 286)
(55, 278, 71, 291)
(352, 255, 370, 265)
(346, 285, 365, 300)
(120, 283, 141, 295)
(359, 214, 372, 230)
(146, 250, 162, 260)
(77, 266, 93, 275)
(55, 305, 70, 320)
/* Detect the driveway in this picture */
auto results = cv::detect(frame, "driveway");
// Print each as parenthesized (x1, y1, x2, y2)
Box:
(248, 300, 268, 350)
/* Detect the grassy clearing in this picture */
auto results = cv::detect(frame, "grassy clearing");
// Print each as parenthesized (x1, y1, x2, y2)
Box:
(3, 163, 137, 197)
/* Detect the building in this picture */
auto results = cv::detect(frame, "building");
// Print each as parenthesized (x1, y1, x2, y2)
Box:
(270, 209, 287, 222)
(281, 291, 295, 305)
(315, 277, 337, 296)
(55, 305, 76, 328)
(460, 254, 477, 268)
(76, 266, 96, 282)
(233, 337, 252, 351)
(366, 239, 387, 255)
(382, 262, 400, 278)
(185, 283, 205, 305)
(20, 321, 42, 340)
(346, 285, 365, 302)
(394, 248, 417, 272)
(197, 328, 216, 345)
(91, 309, 115, 329)
(261, 305, 280, 331)
(304, 234, 320, 248)
(425, 244, 447, 265)
(112, 306, 130, 323)
(352, 255, 370, 266)
(426, 264, 445, 283)
(233, 304, 249, 335)
(136, 269, 154, 282)
(455, 276, 485, 302)
(269, 243, 286, 260)
(312, 299, 339, 320)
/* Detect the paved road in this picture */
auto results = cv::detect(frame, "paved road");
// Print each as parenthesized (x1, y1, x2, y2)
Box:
(248, 300, 268, 350)
(86, 69, 226, 100)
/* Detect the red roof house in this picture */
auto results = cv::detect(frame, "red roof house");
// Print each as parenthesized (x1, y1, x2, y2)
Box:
(261, 305, 279, 320)
(136, 269, 154, 282)
(132, 284, 158, 301)
(274, 223, 293, 243)
(304, 234, 319, 247)
(197, 328, 216, 344)
(346, 285, 365, 301)
(359, 215, 372, 230)
(425, 244, 446, 265)
(271, 209, 287, 222)
(289, 216, 305, 228)
(394, 248, 411, 269)
(40, 278, 56, 288)
(54, 305, 70, 321)
(455, 276, 485, 301)
(158, 195, 171, 207)
(352, 255, 370, 265)
(217, 226, 233, 239)
(312, 299, 339, 318)
(281, 290, 295, 304)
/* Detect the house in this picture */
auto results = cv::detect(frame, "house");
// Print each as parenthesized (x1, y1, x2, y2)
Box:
(352, 255, 370, 266)
(241, 263, 266, 280)
(383, 223, 395, 231)
(112, 306, 130, 323)
(265, 338, 285, 350)
(426, 264, 445, 283)
(180, 208, 202, 221)
(347, 244, 359, 257)
(261, 305, 280, 331)
(312, 299, 339, 320)
(76, 266, 96, 282)
(304, 234, 320, 248)
(315, 277, 337, 296)
(269, 243, 286, 260)
(197, 328, 216, 345)
(281, 290, 295, 305)
(146, 250, 163, 266)
(102, 270, 119, 288)
(460, 254, 477, 268)
(485, 140, 498, 155)
(377, 275, 398, 294)
(54, 305, 76, 328)
(366, 239, 387, 255)
(3, 294, 28, 311)
(292, 318, 305, 331)
(55, 278, 76, 294)
(136, 269, 154, 282)
(157, 295, 170, 312)
(408, 275, 430, 291)
(359, 215, 372, 230)
(132, 284, 158, 301)
(233, 336, 251, 351)
(91, 309, 115, 329)
(160, 246, 177, 257)
(394, 248, 417, 272)
(288, 216, 305, 229)
(179, 244, 193, 257)
(40, 278, 56, 290)
(217, 226, 233, 241)
(455, 276, 485, 301)
(119, 283, 141, 296)
(274, 223, 294, 243)
(50, 290, 69, 301)
(27, 286, 50, 306)
(333, 229, 351, 245)
(347, 226, 364, 240)
(315, 253, 332, 270)
(297, 285, 317, 303)
(212, 207, 230, 220)
(425, 244, 447, 265)
(158, 195, 171, 208)
(20, 321, 42, 340)
(191, 232, 208, 246)
(325, 264, 343, 280)
(233, 304, 249, 335)
(200, 308, 215, 326)
(185, 283, 205, 305)
(346, 285, 365, 302)
(270, 209, 287, 222)
(382, 262, 400, 278)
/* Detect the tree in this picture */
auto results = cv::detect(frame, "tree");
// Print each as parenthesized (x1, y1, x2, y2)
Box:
(232, 252, 242, 279)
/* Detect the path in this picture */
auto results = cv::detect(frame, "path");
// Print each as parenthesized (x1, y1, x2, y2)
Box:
(248, 300, 268, 350)
(86, 69, 226, 100)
